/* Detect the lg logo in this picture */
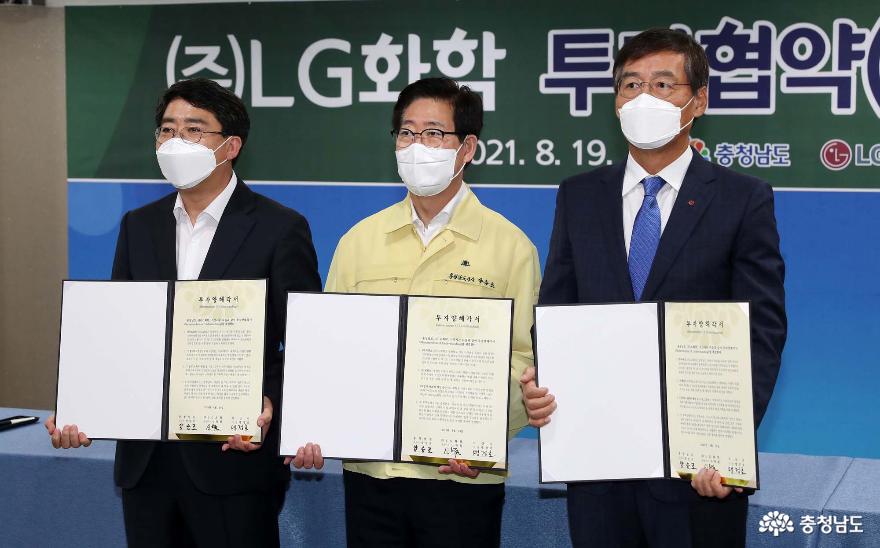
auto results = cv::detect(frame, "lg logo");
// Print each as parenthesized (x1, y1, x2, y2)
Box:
(820, 140, 851, 171)
(821, 139, 880, 171)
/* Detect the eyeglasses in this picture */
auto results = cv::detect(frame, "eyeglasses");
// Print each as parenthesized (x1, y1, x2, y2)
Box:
(155, 126, 225, 145)
(617, 78, 691, 100)
(392, 128, 465, 149)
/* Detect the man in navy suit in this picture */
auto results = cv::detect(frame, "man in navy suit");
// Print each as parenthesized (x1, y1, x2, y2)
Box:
(47, 78, 321, 547)
(521, 28, 786, 548)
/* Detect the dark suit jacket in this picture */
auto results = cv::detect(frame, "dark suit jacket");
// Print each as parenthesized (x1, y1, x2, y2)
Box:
(540, 151, 786, 502)
(111, 180, 321, 495)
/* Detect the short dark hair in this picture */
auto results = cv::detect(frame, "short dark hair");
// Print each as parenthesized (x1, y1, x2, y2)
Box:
(155, 78, 250, 161)
(613, 28, 709, 95)
(392, 77, 483, 140)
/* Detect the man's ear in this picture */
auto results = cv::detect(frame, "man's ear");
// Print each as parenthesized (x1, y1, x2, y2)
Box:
(223, 136, 243, 162)
(461, 134, 478, 164)
(693, 86, 708, 118)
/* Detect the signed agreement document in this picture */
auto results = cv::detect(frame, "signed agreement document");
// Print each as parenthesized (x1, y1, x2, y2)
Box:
(535, 301, 757, 489)
(663, 302, 757, 489)
(167, 279, 266, 442)
(279, 292, 512, 470)
(399, 296, 512, 469)
(56, 279, 266, 442)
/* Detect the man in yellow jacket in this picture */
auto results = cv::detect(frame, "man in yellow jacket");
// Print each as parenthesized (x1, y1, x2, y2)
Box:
(290, 77, 540, 547)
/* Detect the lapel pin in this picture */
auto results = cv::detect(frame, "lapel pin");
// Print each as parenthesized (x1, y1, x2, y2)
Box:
(688, 199, 696, 207)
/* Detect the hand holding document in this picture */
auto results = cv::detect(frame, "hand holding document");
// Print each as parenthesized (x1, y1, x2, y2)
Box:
(45, 414, 91, 449)
(222, 396, 273, 452)
(519, 366, 556, 428)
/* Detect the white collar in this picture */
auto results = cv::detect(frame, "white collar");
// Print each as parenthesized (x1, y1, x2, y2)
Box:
(173, 172, 238, 223)
(622, 147, 692, 197)
(410, 181, 468, 229)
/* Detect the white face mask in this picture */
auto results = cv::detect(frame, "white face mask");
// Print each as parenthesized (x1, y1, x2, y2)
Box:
(618, 93, 695, 150)
(395, 142, 465, 197)
(156, 136, 230, 190)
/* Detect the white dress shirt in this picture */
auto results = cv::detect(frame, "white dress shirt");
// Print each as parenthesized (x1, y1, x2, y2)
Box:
(622, 147, 693, 256)
(410, 182, 468, 246)
(173, 173, 237, 280)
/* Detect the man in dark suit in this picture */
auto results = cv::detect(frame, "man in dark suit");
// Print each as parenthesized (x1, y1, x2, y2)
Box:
(47, 78, 321, 547)
(521, 29, 786, 548)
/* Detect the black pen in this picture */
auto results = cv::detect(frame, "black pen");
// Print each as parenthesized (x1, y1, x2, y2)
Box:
(0, 416, 39, 428)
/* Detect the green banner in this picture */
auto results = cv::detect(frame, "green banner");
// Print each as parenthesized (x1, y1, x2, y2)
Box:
(66, 0, 880, 187)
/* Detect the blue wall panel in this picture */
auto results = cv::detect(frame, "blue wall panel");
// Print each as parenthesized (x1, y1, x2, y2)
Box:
(68, 182, 880, 458)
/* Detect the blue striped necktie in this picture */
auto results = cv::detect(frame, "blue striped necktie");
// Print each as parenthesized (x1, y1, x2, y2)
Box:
(628, 176, 666, 301)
